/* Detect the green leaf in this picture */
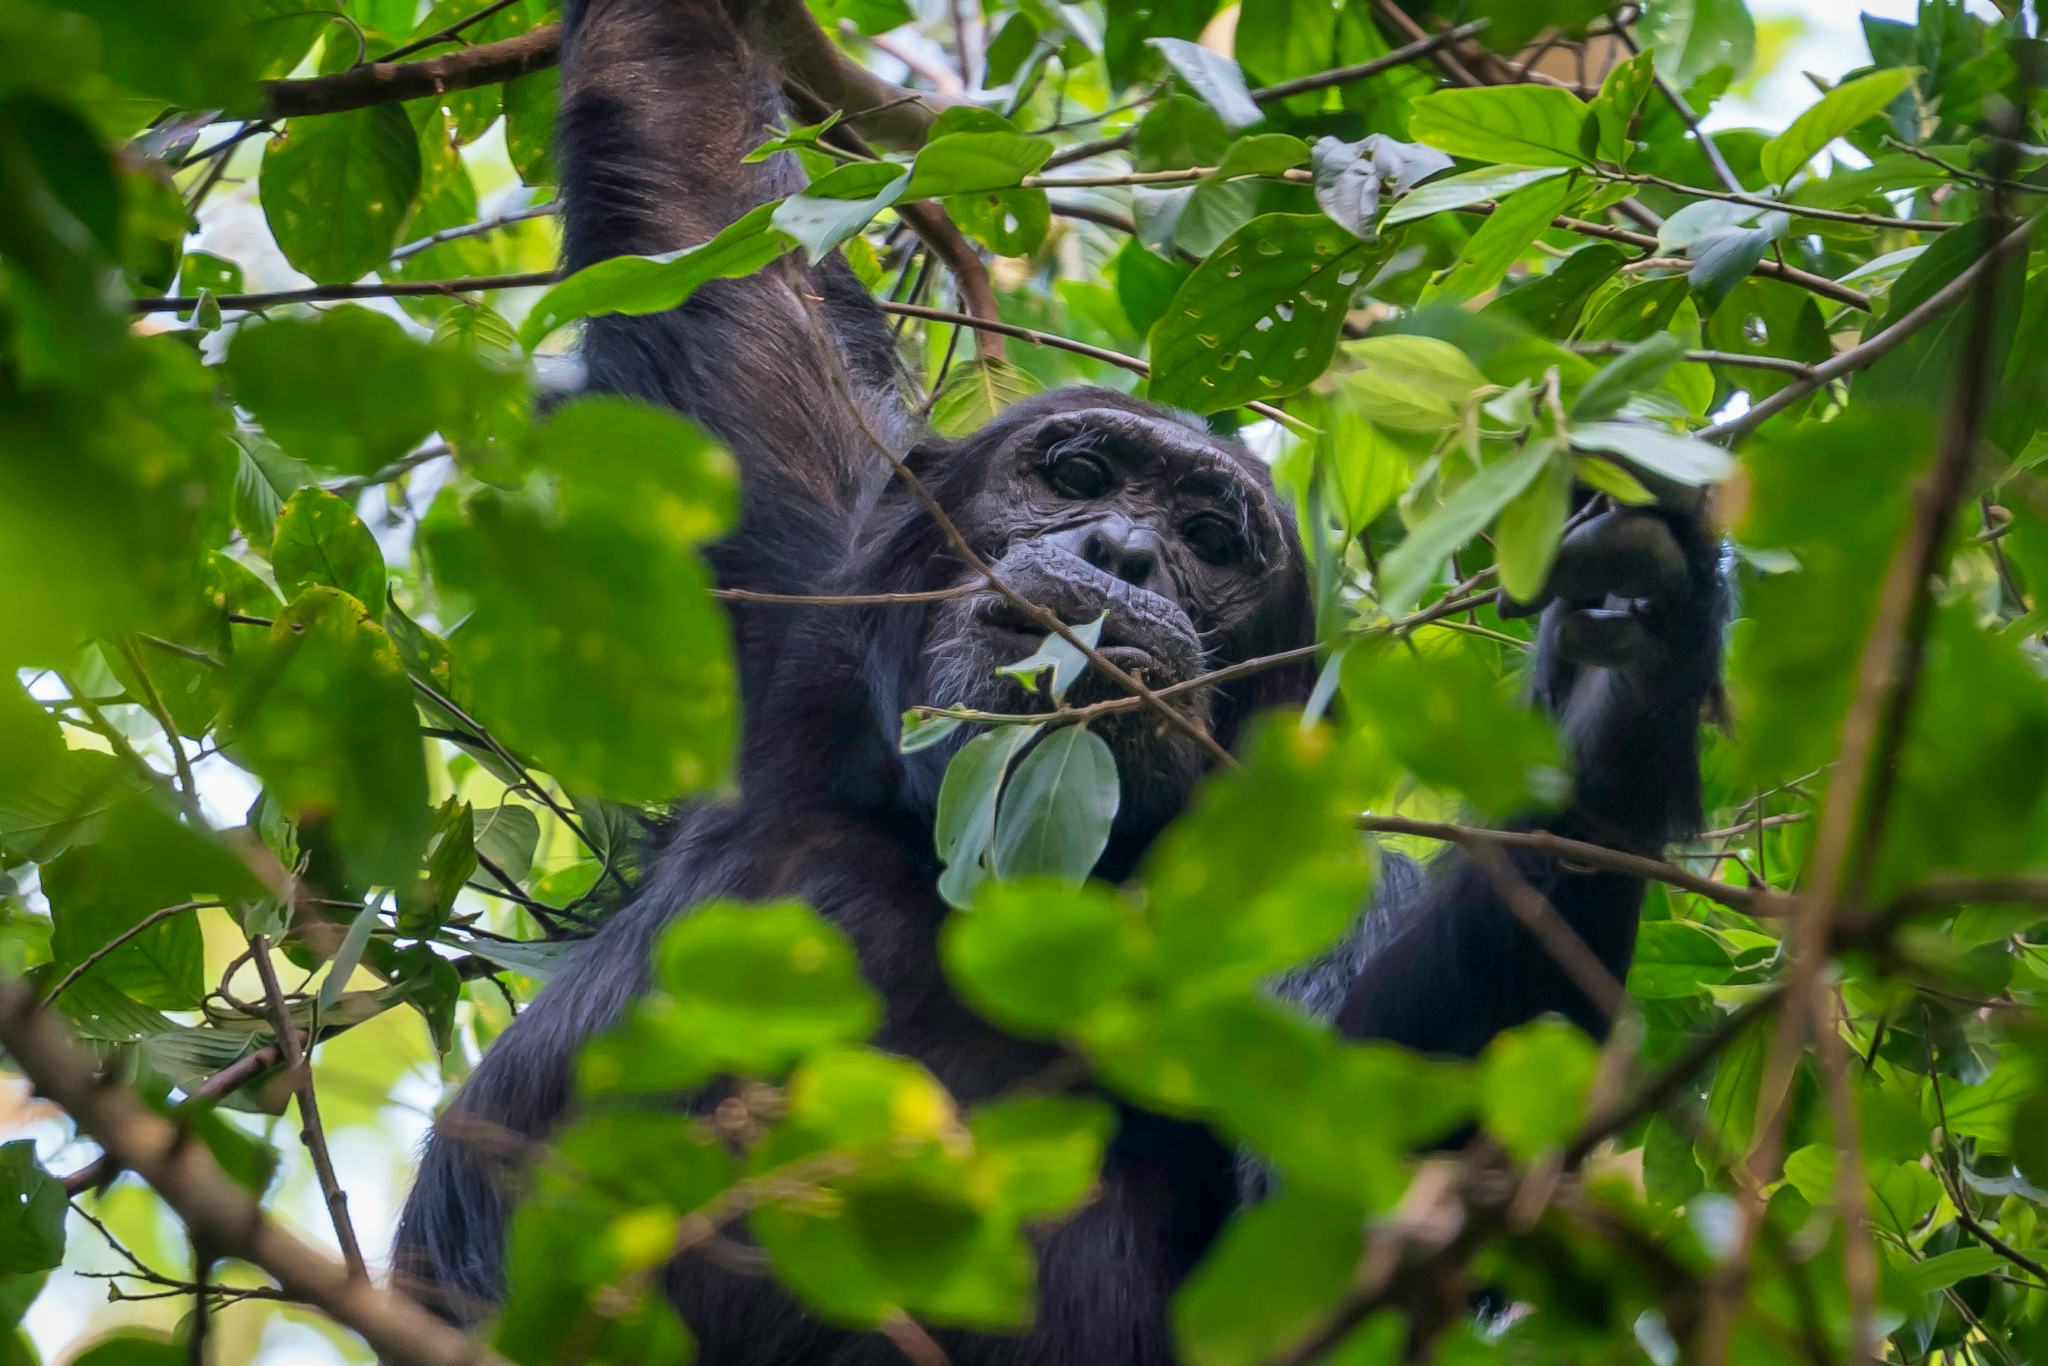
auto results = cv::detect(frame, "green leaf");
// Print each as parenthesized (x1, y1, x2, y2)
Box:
(1477, 1018, 1598, 1160)
(1639, 0, 1756, 87)
(994, 615, 1103, 703)
(1148, 214, 1390, 413)
(1382, 164, 1573, 230)
(1687, 215, 1788, 309)
(1858, 222, 2022, 415)
(991, 724, 1119, 883)
(1568, 420, 1734, 486)
(903, 131, 1055, 199)
(0, 682, 145, 859)
(1341, 635, 1564, 816)
(929, 357, 1046, 437)
(652, 899, 881, 1077)
(1493, 439, 1571, 603)
(934, 724, 1041, 909)
(1341, 335, 1491, 432)
(0, 1143, 63, 1275)
(227, 304, 526, 475)
(943, 878, 1142, 1036)
(1407, 86, 1594, 169)
(503, 69, 559, 187)
(1424, 173, 1580, 306)
(1147, 38, 1263, 129)
(258, 104, 422, 283)
(224, 588, 430, 888)
(1310, 133, 1452, 239)
(1374, 441, 1554, 615)
(231, 431, 311, 551)
(44, 794, 258, 1009)
(471, 802, 541, 882)
(772, 161, 910, 264)
(1172, 1191, 1366, 1366)
(966, 1095, 1115, 1223)
(0, 341, 234, 666)
(1144, 721, 1378, 992)
(521, 202, 794, 350)
(1760, 68, 1918, 186)
(1572, 333, 1686, 421)
(269, 488, 385, 608)
(1588, 49, 1657, 163)
(423, 398, 737, 801)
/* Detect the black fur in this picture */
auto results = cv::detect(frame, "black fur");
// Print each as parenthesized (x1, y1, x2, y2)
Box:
(391, 1, 1725, 1357)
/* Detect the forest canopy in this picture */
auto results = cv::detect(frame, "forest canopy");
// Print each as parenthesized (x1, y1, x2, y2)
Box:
(5, 1, 2048, 1364)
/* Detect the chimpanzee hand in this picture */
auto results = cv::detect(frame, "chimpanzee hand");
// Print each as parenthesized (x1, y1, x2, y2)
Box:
(1498, 496, 1725, 850)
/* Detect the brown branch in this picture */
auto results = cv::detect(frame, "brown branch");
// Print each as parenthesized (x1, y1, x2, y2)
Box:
(1355, 815, 1776, 915)
(375, 0, 528, 64)
(1040, 21, 1493, 171)
(64, 1047, 284, 1195)
(713, 583, 981, 606)
(130, 271, 556, 315)
(1569, 341, 1817, 379)
(253, 1, 952, 150)
(1465, 843, 1628, 1021)
(250, 934, 368, 1280)
(1612, 24, 1744, 195)
(258, 26, 559, 120)
(0, 970, 504, 1366)
(1607, 170, 1960, 233)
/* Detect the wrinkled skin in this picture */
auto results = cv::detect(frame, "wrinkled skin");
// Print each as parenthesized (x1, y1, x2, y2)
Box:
(390, 1, 1726, 1359)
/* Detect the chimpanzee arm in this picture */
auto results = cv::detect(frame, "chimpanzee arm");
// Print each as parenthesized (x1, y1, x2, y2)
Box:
(559, 0, 917, 600)
(1322, 506, 1726, 1057)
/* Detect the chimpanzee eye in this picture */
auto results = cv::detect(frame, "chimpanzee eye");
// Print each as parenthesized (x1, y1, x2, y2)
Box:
(1047, 452, 1113, 500)
(1182, 513, 1240, 565)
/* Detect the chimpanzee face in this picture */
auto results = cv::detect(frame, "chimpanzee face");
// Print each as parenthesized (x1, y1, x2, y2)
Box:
(906, 390, 1308, 835)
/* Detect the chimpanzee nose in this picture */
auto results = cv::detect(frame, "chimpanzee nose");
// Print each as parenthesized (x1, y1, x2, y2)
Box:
(1053, 514, 1165, 590)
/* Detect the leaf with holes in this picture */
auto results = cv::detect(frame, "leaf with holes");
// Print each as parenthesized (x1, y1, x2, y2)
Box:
(1148, 214, 1390, 414)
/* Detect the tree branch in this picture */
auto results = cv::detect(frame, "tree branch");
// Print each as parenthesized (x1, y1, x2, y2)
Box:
(250, 933, 368, 1280)
(257, 26, 559, 120)
(0, 970, 504, 1366)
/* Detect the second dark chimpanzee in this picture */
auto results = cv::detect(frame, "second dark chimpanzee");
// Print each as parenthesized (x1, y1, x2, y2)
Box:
(393, 1, 1727, 1358)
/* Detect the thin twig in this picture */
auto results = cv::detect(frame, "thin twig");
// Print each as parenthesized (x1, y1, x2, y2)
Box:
(1605, 170, 1960, 233)
(1038, 21, 1491, 171)
(1356, 815, 1775, 916)
(250, 935, 368, 1280)
(41, 902, 224, 1008)
(391, 201, 557, 263)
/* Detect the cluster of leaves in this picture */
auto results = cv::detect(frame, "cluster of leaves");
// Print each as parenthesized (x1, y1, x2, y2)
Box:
(8, 0, 2048, 1364)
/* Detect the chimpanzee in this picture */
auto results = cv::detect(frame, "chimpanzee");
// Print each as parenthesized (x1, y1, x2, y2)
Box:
(391, 1, 1725, 1358)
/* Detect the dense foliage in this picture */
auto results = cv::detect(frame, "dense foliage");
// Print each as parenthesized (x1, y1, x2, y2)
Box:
(5, 0, 2048, 1362)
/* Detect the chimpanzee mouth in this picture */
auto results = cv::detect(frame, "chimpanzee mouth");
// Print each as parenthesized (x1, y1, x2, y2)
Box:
(971, 597, 1202, 690)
